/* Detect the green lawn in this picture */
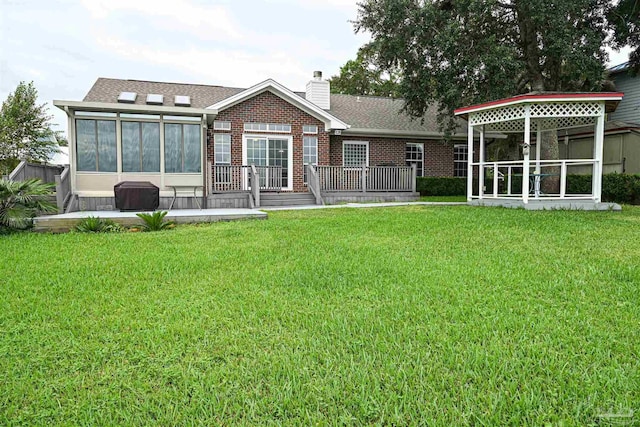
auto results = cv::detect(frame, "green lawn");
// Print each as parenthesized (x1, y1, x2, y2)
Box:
(419, 195, 467, 202)
(1, 206, 639, 425)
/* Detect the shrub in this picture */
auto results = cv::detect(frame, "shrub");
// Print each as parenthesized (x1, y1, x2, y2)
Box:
(75, 216, 123, 233)
(136, 211, 175, 232)
(416, 177, 466, 196)
(0, 178, 56, 232)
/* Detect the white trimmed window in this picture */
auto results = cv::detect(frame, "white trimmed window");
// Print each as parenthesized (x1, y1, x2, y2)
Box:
(454, 144, 468, 177)
(303, 136, 318, 184)
(405, 142, 424, 177)
(213, 121, 231, 131)
(303, 125, 318, 134)
(343, 141, 368, 167)
(244, 123, 291, 133)
(214, 134, 231, 165)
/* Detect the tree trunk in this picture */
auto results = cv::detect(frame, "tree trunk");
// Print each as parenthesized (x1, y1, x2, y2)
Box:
(540, 130, 560, 193)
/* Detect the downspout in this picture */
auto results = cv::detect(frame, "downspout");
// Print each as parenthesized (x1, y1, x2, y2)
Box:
(202, 114, 207, 210)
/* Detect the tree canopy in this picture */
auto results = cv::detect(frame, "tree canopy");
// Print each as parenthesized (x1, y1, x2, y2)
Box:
(353, 0, 613, 137)
(0, 81, 59, 174)
(610, 0, 640, 74)
(328, 48, 402, 97)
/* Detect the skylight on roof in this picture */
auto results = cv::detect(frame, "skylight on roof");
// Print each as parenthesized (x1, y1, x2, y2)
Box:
(146, 94, 164, 105)
(118, 92, 137, 103)
(174, 95, 191, 106)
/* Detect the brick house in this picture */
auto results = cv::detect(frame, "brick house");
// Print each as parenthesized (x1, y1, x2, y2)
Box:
(54, 72, 470, 210)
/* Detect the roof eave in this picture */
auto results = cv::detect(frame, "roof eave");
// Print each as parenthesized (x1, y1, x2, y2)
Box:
(454, 92, 625, 116)
(54, 100, 216, 116)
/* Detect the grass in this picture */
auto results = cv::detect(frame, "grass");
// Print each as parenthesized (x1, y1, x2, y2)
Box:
(419, 195, 467, 202)
(1, 206, 639, 425)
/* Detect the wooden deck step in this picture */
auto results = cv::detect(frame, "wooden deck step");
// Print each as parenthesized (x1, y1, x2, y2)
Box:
(259, 192, 317, 207)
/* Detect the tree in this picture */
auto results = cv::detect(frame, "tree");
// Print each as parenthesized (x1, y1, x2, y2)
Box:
(354, 0, 612, 169)
(610, 0, 640, 74)
(0, 82, 59, 174)
(329, 48, 402, 97)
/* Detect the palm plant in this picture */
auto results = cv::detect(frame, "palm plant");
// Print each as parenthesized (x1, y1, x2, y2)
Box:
(0, 178, 56, 231)
(136, 211, 175, 232)
(74, 216, 123, 233)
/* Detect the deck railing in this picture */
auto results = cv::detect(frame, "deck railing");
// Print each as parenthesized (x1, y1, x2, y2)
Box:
(210, 164, 283, 193)
(470, 159, 597, 200)
(54, 166, 71, 213)
(316, 165, 416, 192)
(7, 160, 64, 184)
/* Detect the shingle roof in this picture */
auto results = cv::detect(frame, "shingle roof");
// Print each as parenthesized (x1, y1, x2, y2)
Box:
(83, 77, 463, 135)
(566, 119, 640, 137)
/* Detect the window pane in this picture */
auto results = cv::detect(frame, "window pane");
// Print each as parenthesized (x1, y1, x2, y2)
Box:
(164, 123, 182, 173)
(214, 134, 231, 165)
(344, 142, 367, 167)
(142, 122, 160, 172)
(121, 122, 141, 172)
(97, 120, 116, 172)
(76, 119, 97, 171)
(183, 124, 201, 173)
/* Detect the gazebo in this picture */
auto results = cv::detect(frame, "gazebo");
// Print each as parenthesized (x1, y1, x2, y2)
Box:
(454, 92, 624, 210)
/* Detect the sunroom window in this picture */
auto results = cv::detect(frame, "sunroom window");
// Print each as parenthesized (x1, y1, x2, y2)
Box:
(76, 119, 117, 172)
(164, 123, 201, 173)
(121, 121, 160, 172)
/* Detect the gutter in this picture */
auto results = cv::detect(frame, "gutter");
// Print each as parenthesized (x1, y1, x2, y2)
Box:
(53, 100, 217, 119)
(340, 127, 506, 140)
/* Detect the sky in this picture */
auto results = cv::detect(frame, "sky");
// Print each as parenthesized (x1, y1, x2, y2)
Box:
(0, 0, 633, 137)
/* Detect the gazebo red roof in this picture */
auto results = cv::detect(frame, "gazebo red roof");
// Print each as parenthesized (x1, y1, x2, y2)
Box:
(454, 92, 624, 117)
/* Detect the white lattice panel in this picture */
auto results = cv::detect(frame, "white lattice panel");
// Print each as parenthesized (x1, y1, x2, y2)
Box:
(469, 105, 526, 126)
(536, 116, 597, 131)
(484, 120, 525, 133)
(529, 102, 603, 118)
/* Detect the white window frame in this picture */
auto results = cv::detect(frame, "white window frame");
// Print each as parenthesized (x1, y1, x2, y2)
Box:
(303, 136, 318, 185)
(214, 134, 231, 165)
(244, 123, 291, 133)
(302, 125, 318, 134)
(405, 142, 424, 177)
(213, 120, 231, 131)
(343, 141, 369, 167)
(454, 144, 468, 177)
(242, 134, 294, 191)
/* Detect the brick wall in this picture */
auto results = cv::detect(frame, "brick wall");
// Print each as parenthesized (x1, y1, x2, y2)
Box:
(330, 135, 456, 177)
(207, 91, 329, 192)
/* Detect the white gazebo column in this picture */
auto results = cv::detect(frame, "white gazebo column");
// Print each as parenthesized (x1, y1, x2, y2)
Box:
(522, 112, 531, 204)
(478, 125, 485, 199)
(593, 107, 605, 202)
(467, 121, 474, 201)
(535, 126, 541, 174)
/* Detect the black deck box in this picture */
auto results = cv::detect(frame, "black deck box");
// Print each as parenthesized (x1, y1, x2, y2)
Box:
(114, 181, 159, 211)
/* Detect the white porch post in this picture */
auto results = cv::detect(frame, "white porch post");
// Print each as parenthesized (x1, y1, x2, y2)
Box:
(535, 126, 541, 174)
(479, 125, 485, 199)
(522, 111, 531, 204)
(466, 122, 474, 201)
(593, 107, 605, 202)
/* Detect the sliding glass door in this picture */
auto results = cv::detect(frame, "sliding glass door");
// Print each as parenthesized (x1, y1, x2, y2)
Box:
(245, 137, 290, 189)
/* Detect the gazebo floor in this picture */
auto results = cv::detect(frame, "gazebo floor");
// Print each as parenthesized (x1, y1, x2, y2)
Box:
(469, 199, 621, 211)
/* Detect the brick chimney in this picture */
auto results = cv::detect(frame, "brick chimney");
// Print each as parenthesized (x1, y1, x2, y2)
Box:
(305, 71, 330, 109)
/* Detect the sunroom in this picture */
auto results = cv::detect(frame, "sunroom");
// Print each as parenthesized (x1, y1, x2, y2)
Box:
(454, 92, 624, 210)
(54, 98, 214, 210)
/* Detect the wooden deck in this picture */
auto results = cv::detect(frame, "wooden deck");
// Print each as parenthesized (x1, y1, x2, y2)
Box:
(33, 209, 267, 233)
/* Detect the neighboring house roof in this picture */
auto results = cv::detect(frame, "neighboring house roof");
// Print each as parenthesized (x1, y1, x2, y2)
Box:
(565, 120, 640, 138)
(49, 146, 69, 165)
(82, 77, 467, 137)
(608, 62, 630, 75)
